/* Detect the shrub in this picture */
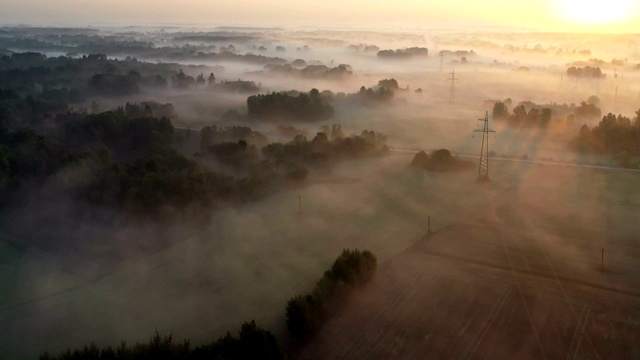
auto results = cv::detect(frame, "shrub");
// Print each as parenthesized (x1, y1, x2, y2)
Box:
(286, 249, 377, 342)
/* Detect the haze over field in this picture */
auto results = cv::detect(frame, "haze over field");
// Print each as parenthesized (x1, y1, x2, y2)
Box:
(1, 1, 640, 359)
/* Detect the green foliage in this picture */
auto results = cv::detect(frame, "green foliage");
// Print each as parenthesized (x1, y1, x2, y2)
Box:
(262, 129, 388, 170)
(0, 109, 267, 215)
(351, 85, 394, 104)
(410, 149, 474, 172)
(200, 125, 268, 152)
(87, 150, 237, 212)
(492, 99, 601, 128)
(569, 110, 640, 161)
(217, 80, 259, 93)
(492, 101, 509, 120)
(88, 72, 140, 96)
(247, 89, 334, 122)
(206, 140, 260, 169)
(40, 321, 282, 360)
(262, 64, 352, 80)
(286, 249, 377, 342)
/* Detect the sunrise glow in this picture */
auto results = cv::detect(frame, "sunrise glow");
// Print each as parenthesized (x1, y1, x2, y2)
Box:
(552, 0, 638, 25)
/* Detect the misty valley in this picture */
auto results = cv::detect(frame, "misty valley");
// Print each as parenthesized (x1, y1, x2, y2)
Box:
(1, 25, 640, 359)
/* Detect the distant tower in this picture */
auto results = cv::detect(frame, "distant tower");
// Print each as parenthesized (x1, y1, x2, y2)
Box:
(473, 111, 495, 183)
(448, 69, 458, 103)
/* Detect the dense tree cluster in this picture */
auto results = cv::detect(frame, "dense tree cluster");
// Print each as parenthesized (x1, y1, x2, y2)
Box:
(492, 98, 601, 128)
(410, 149, 474, 172)
(0, 106, 256, 215)
(89, 72, 140, 96)
(247, 89, 334, 122)
(0, 52, 182, 98)
(1, 98, 390, 216)
(87, 150, 239, 212)
(566, 66, 605, 78)
(262, 129, 389, 169)
(261, 63, 353, 80)
(349, 85, 394, 104)
(205, 140, 260, 170)
(377, 47, 429, 59)
(569, 110, 640, 161)
(494, 103, 553, 128)
(286, 249, 377, 341)
(290, 59, 307, 67)
(166, 50, 287, 66)
(440, 50, 476, 57)
(171, 69, 195, 89)
(40, 321, 283, 360)
(0, 128, 72, 204)
(216, 80, 260, 93)
(377, 78, 399, 90)
(200, 125, 269, 151)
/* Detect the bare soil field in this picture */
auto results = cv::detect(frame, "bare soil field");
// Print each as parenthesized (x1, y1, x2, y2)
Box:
(299, 164, 640, 359)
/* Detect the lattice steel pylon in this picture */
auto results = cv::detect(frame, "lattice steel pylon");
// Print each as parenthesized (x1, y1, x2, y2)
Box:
(473, 111, 495, 183)
(448, 69, 457, 103)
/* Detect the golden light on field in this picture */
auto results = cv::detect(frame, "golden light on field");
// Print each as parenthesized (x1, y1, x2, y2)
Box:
(551, 0, 637, 24)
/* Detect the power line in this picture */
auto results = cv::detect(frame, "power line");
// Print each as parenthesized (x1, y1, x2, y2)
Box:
(473, 111, 496, 183)
(448, 69, 457, 103)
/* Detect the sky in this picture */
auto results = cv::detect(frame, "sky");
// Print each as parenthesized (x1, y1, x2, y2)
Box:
(0, 0, 638, 32)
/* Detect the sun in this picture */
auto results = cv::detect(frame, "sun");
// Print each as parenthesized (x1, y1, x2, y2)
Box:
(552, 0, 637, 24)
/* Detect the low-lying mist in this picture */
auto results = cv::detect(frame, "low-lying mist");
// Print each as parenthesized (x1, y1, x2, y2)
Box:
(2, 24, 640, 359)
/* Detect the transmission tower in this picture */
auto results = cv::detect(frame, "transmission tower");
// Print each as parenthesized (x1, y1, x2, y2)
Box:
(439, 51, 444, 72)
(448, 69, 457, 103)
(473, 111, 495, 183)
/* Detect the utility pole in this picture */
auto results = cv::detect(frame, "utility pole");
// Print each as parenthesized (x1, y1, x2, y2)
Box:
(448, 69, 458, 103)
(439, 51, 444, 72)
(298, 195, 302, 214)
(473, 111, 496, 183)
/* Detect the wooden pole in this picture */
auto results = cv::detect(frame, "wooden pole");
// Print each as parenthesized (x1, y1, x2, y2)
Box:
(428, 216, 431, 235)
(298, 195, 302, 214)
(601, 248, 604, 271)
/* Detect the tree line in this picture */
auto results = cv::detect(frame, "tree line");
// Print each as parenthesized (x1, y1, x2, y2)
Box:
(492, 97, 602, 128)
(1, 104, 390, 217)
(410, 149, 474, 172)
(40, 249, 377, 359)
(286, 249, 378, 342)
(569, 109, 640, 167)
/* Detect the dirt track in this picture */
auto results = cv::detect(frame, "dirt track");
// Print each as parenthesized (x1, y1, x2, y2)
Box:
(299, 165, 640, 359)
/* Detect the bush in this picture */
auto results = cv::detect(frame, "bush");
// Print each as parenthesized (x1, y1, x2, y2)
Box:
(41, 321, 282, 360)
(411, 149, 474, 172)
(286, 249, 377, 342)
